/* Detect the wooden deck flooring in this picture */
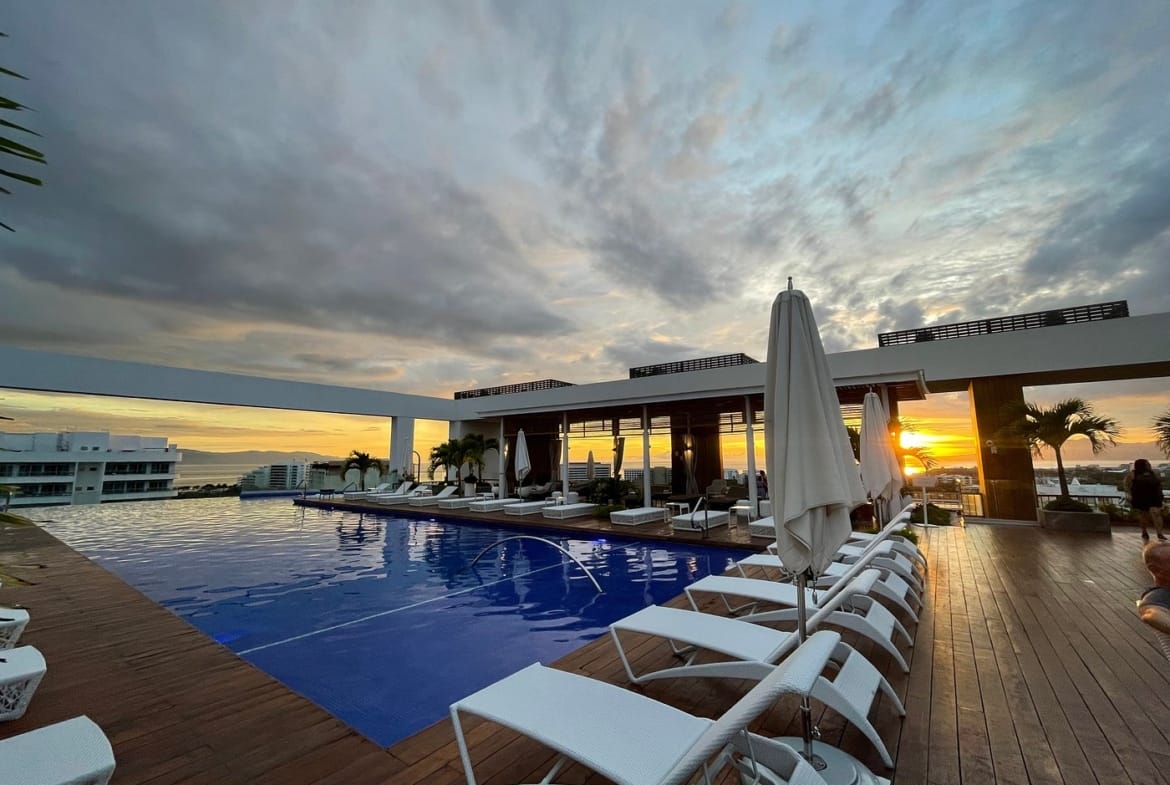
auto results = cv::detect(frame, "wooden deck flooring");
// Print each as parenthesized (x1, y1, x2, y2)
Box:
(2, 513, 1167, 785)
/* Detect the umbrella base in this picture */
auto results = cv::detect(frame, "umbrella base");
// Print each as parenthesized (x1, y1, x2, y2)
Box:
(773, 738, 889, 785)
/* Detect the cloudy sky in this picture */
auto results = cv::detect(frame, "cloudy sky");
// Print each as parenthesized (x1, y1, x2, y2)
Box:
(2, 1, 1168, 465)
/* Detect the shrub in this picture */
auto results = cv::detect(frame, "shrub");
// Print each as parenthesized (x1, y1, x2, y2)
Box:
(908, 503, 953, 526)
(1043, 495, 1093, 513)
(1100, 502, 1137, 522)
(895, 526, 919, 545)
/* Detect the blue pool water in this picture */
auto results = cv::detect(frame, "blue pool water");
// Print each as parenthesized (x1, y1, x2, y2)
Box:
(34, 497, 745, 746)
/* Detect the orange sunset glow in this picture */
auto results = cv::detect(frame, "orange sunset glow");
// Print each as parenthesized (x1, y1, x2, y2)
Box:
(3, 378, 1166, 472)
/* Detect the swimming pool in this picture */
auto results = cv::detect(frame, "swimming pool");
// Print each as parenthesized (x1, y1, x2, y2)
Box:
(34, 497, 746, 746)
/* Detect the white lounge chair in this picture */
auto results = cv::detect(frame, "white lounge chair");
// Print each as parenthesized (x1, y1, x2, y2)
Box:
(610, 507, 666, 526)
(368, 484, 426, 505)
(609, 573, 905, 768)
(0, 715, 116, 785)
(342, 481, 399, 501)
(468, 497, 521, 513)
(408, 486, 458, 506)
(685, 573, 913, 673)
(762, 539, 924, 592)
(503, 500, 555, 516)
(365, 480, 413, 498)
(0, 608, 29, 649)
(0, 645, 47, 721)
(671, 510, 730, 531)
(542, 502, 595, 520)
(437, 497, 474, 510)
(737, 554, 923, 623)
(450, 630, 871, 785)
(847, 531, 927, 574)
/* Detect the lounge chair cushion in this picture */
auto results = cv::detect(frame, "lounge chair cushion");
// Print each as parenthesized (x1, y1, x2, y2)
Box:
(0, 715, 116, 785)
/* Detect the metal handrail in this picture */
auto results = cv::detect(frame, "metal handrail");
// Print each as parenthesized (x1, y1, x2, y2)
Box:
(693, 495, 711, 539)
(468, 535, 603, 593)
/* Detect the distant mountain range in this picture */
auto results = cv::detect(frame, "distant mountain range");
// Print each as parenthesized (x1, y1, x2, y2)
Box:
(179, 449, 343, 466)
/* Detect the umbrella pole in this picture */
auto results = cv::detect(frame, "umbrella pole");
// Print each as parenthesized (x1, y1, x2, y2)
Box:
(795, 571, 824, 769)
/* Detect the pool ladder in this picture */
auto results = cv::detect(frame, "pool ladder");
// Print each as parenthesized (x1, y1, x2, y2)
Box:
(693, 495, 712, 539)
(467, 535, 603, 593)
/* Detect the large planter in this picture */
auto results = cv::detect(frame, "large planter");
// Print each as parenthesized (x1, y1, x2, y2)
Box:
(1038, 508, 1111, 533)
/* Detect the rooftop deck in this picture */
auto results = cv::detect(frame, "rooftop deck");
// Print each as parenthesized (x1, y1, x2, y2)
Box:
(2, 511, 1166, 785)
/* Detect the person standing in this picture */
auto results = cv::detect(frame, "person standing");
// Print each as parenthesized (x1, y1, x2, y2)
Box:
(1126, 459, 1165, 541)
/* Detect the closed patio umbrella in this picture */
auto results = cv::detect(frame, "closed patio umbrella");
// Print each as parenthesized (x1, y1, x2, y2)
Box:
(859, 392, 903, 525)
(514, 429, 531, 493)
(586, 450, 595, 481)
(612, 436, 625, 478)
(766, 280, 868, 781)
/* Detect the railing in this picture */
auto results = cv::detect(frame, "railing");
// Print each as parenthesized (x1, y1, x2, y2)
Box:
(1036, 493, 1126, 513)
(629, 353, 759, 378)
(454, 379, 574, 400)
(877, 301, 1128, 346)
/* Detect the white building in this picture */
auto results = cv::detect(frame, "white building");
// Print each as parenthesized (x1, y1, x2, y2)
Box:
(239, 462, 308, 491)
(565, 461, 611, 482)
(0, 431, 181, 507)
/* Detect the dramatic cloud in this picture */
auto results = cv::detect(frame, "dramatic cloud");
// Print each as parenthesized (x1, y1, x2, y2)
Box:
(0, 0, 1167, 447)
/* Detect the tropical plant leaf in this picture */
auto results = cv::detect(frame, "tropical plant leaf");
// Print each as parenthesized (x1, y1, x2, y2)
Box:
(0, 168, 41, 186)
(0, 66, 28, 80)
(0, 117, 39, 136)
(0, 96, 29, 111)
(1154, 409, 1170, 458)
(0, 136, 45, 160)
(0, 220, 13, 232)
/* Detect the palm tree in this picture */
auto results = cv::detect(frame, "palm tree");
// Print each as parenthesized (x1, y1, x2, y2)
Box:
(460, 433, 500, 486)
(429, 439, 465, 491)
(1154, 409, 1170, 458)
(2, 33, 47, 231)
(1003, 398, 1121, 498)
(339, 450, 384, 491)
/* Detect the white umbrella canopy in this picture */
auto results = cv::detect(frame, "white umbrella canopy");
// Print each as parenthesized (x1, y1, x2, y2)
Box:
(612, 436, 625, 478)
(859, 392, 904, 523)
(765, 281, 871, 779)
(766, 284, 866, 576)
(514, 429, 531, 488)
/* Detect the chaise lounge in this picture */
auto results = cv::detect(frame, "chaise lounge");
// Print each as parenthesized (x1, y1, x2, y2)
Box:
(504, 500, 555, 516)
(408, 486, 458, 506)
(467, 497, 521, 513)
(0, 715, 116, 785)
(610, 506, 666, 526)
(449, 630, 870, 785)
(541, 502, 596, 520)
(670, 509, 729, 531)
(0, 608, 30, 649)
(0, 645, 47, 721)
(608, 571, 905, 768)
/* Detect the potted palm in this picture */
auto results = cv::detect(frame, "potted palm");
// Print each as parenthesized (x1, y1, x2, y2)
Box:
(429, 439, 466, 494)
(339, 450, 385, 491)
(1155, 408, 1170, 458)
(1003, 398, 1120, 532)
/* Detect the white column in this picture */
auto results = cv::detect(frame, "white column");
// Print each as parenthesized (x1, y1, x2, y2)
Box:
(389, 416, 415, 479)
(744, 396, 758, 513)
(642, 405, 652, 506)
(562, 412, 571, 498)
(498, 420, 507, 498)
